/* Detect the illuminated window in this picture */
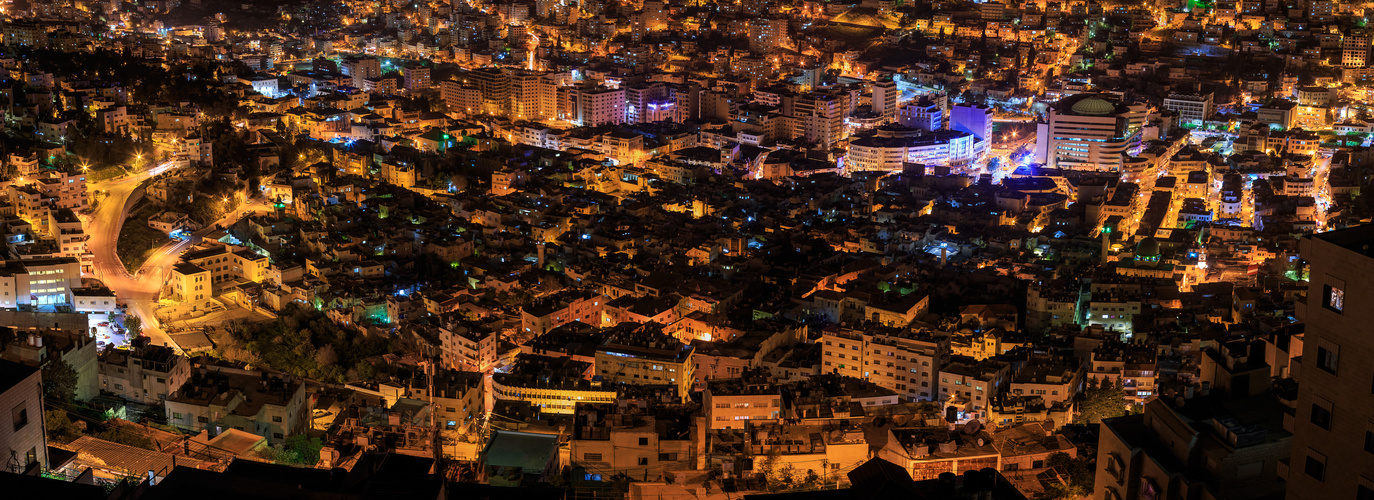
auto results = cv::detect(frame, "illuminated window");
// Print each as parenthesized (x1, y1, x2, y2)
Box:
(1325, 284, 1345, 313)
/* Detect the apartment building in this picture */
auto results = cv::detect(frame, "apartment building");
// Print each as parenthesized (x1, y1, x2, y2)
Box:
(97, 337, 192, 405)
(1287, 226, 1374, 500)
(437, 322, 497, 372)
(165, 364, 309, 445)
(0, 257, 82, 309)
(820, 325, 950, 402)
(594, 326, 694, 398)
(939, 357, 1013, 420)
(703, 371, 782, 430)
(1163, 93, 1214, 127)
(569, 406, 693, 479)
(0, 359, 45, 473)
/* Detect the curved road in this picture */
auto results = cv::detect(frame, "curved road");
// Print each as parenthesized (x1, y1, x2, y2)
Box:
(87, 162, 267, 353)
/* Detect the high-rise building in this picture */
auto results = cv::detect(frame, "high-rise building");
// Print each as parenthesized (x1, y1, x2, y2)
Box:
(950, 103, 993, 141)
(1034, 94, 1145, 171)
(340, 57, 382, 88)
(441, 80, 483, 115)
(569, 86, 626, 126)
(871, 79, 898, 122)
(511, 72, 556, 121)
(625, 82, 667, 124)
(1287, 226, 1374, 500)
(784, 92, 845, 147)
(467, 67, 512, 115)
(1342, 33, 1370, 68)
(403, 64, 431, 93)
(820, 325, 948, 402)
(746, 18, 789, 52)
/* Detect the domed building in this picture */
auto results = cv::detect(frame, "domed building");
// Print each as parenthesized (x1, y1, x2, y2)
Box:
(1034, 93, 1146, 172)
(1134, 237, 1162, 267)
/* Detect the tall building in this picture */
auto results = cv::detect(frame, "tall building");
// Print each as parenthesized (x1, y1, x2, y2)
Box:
(403, 64, 431, 92)
(746, 18, 789, 52)
(467, 67, 511, 115)
(340, 57, 382, 88)
(950, 103, 993, 141)
(441, 80, 483, 115)
(1342, 33, 1370, 68)
(569, 86, 626, 127)
(1288, 226, 1374, 500)
(871, 79, 898, 122)
(785, 92, 845, 147)
(1034, 94, 1145, 171)
(511, 72, 556, 121)
(625, 82, 668, 124)
(898, 99, 943, 131)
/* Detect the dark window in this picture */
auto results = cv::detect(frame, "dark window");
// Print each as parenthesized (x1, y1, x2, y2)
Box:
(273, 432, 283, 439)
(1366, 431, 1374, 454)
(1311, 403, 1332, 430)
(11, 404, 27, 432)
(1304, 455, 1325, 481)
(638, 457, 649, 465)
(272, 416, 283, 423)
(638, 437, 648, 446)
(1359, 485, 1373, 500)
(1317, 346, 1338, 374)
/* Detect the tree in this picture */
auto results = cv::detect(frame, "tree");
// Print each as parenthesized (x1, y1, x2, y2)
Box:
(283, 434, 324, 465)
(1077, 377, 1128, 424)
(43, 359, 79, 404)
(1040, 452, 1095, 500)
(125, 315, 143, 338)
(314, 344, 339, 367)
(354, 360, 377, 381)
(93, 426, 156, 450)
(45, 409, 82, 444)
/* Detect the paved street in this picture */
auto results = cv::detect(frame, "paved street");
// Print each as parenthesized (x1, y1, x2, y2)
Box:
(86, 161, 268, 353)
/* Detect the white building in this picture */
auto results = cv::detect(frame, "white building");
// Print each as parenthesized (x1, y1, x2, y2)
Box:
(1034, 94, 1145, 171)
(847, 125, 984, 172)
(1163, 93, 1214, 127)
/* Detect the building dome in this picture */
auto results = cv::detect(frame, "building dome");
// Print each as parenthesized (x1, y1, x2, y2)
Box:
(1070, 97, 1116, 116)
(1135, 237, 1161, 266)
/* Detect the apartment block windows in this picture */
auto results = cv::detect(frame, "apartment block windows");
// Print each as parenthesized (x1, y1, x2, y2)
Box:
(1310, 396, 1332, 430)
(1305, 450, 1326, 481)
(11, 403, 27, 431)
(1316, 340, 1339, 374)
(1323, 277, 1345, 312)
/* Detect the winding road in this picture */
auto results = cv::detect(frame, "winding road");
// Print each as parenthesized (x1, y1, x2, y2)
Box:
(86, 162, 268, 354)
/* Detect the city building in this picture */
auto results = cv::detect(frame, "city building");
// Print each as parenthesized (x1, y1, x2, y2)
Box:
(1287, 226, 1374, 500)
(1035, 94, 1145, 171)
(0, 359, 44, 474)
